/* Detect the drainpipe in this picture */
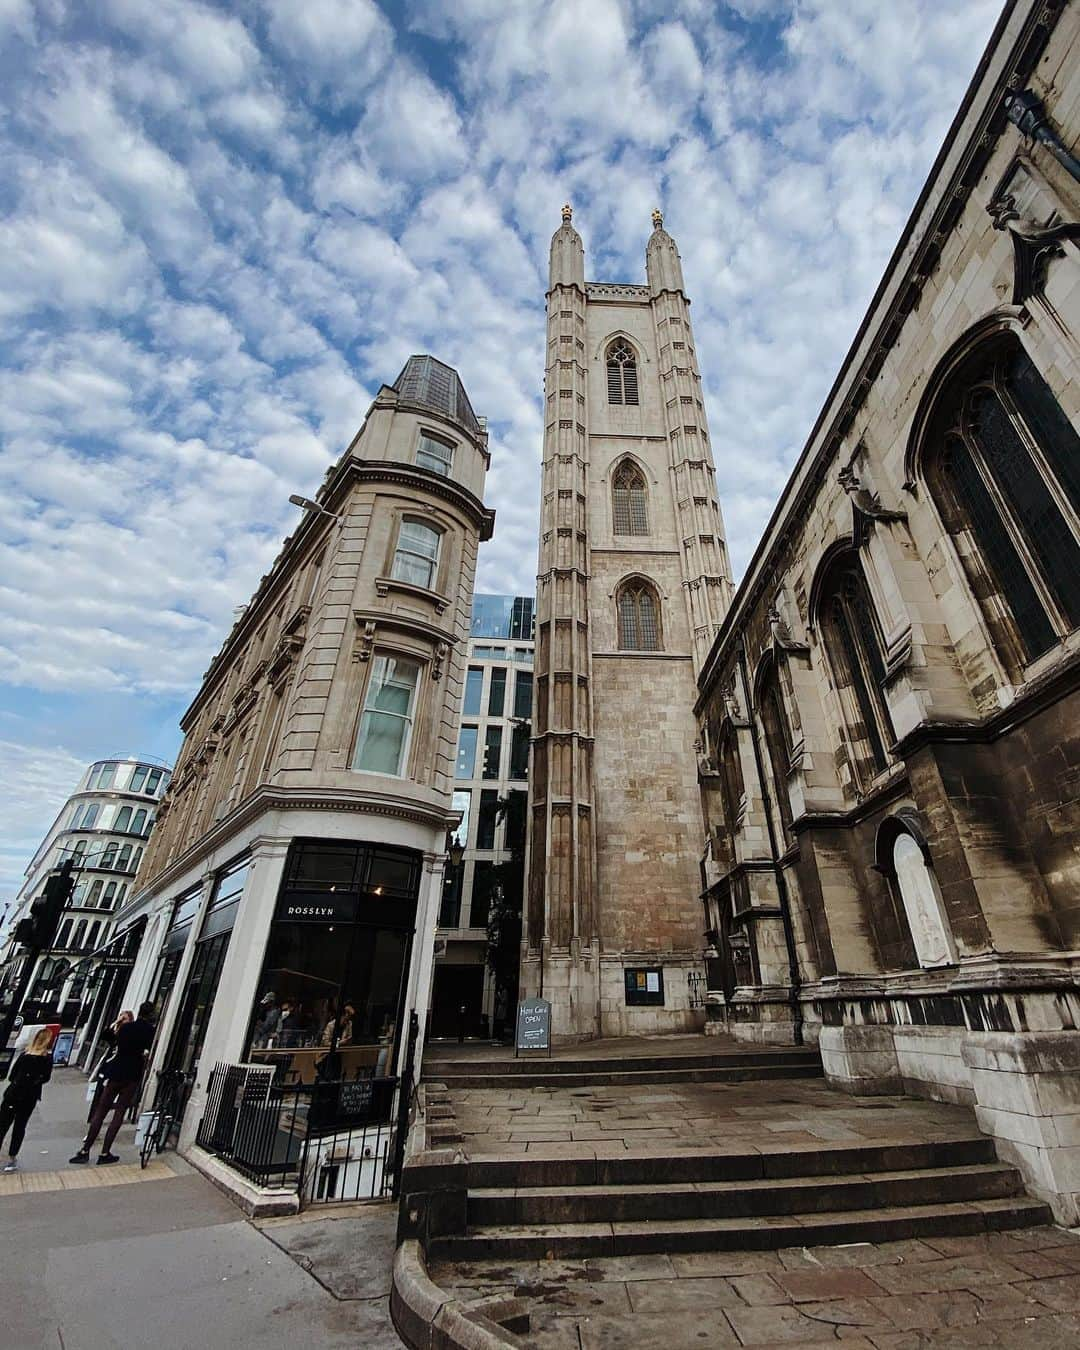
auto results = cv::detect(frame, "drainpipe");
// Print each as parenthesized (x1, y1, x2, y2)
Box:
(736, 647, 804, 1046)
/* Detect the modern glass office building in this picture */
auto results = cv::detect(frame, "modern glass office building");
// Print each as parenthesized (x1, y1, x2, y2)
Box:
(433, 596, 533, 1040)
(0, 756, 171, 1048)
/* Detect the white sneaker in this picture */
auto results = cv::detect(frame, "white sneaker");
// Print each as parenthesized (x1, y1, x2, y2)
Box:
(2, 1159, 17, 1173)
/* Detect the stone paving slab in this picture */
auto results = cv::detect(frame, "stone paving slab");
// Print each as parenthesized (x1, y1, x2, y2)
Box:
(445, 1077, 982, 1157)
(426, 1034, 743, 1063)
(431, 1228, 1080, 1348)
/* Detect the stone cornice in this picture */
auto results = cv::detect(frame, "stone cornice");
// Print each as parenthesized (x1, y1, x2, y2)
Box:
(327, 460, 495, 541)
(120, 783, 456, 916)
(802, 951, 1080, 1004)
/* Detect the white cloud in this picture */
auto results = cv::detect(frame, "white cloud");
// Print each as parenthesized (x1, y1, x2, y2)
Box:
(0, 0, 1003, 897)
(263, 0, 393, 105)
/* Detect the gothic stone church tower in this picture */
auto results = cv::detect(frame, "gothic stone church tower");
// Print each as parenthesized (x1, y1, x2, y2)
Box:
(524, 206, 732, 1039)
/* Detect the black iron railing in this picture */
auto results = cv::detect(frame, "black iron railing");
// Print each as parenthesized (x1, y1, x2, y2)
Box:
(196, 1015, 421, 1204)
(196, 1061, 398, 1196)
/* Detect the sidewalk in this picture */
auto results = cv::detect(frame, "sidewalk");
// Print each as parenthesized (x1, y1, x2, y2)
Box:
(3, 1069, 404, 1348)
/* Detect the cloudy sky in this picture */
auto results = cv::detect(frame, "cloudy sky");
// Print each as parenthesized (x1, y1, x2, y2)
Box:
(0, 0, 1001, 898)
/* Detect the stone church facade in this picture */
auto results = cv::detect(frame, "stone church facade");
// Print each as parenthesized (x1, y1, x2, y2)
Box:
(693, 0, 1080, 1224)
(524, 206, 732, 1039)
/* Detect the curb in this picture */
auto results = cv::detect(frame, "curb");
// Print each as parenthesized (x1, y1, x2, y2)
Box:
(391, 1239, 528, 1350)
(185, 1145, 300, 1218)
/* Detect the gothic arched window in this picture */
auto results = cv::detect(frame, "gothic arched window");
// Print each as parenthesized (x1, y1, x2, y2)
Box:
(923, 337, 1080, 671)
(617, 579, 661, 650)
(757, 663, 794, 835)
(819, 554, 894, 785)
(612, 460, 648, 535)
(606, 340, 639, 406)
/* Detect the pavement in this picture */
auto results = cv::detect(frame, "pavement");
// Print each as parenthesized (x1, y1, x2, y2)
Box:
(431, 1228, 1080, 1347)
(441, 1076, 981, 1155)
(425, 1034, 730, 1062)
(2, 1068, 404, 1349)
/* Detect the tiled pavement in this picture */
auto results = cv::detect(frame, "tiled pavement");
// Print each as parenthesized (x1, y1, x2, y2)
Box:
(430, 1227, 1080, 1348)
(0, 1155, 177, 1194)
(443, 1077, 981, 1156)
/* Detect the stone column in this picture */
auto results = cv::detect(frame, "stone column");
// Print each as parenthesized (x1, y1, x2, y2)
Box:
(524, 206, 600, 1039)
(177, 838, 290, 1149)
(403, 848, 446, 1078)
(647, 212, 732, 673)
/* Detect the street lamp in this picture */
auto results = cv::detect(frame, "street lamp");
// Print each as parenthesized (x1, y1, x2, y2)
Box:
(445, 830, 466, 870)
(288, 494, 342, 522)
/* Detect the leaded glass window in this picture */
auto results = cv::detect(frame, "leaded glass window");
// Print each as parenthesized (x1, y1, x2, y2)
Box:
(617, 581, 661, 650)
(758, 669, 794, 834)
(820, 559, 894, 782)
(606, 340, 639, 406)
(926, 339, 1080, 667)
(612, 460, 648, 534)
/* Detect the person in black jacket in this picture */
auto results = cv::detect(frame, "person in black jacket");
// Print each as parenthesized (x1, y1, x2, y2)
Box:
(1, 1026, 55, 1173)
(71, 1002, 155, 1165)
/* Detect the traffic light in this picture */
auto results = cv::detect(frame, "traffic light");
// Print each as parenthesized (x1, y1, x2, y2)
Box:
(16, 858, 76, 952)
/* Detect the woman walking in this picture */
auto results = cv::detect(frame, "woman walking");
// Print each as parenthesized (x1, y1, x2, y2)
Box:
(1, 1026, 55, 1173)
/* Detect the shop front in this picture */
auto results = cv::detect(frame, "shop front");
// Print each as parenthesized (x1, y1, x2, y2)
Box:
(244, 839, 419, 1087)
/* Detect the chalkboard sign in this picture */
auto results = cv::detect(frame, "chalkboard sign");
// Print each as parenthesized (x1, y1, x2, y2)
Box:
(515, 997, 551, 1057)
(338, 1078, 374, 1122)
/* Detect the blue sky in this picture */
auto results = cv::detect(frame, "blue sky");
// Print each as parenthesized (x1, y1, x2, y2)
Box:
(0, 0, 1001, 899)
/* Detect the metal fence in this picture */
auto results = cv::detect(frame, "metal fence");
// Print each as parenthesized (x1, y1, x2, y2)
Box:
(195, 1017, 419, 1206)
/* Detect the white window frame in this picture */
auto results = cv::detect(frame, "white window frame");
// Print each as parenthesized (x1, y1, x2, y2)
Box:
(416, 432, 454, 477)
(391, 519, 442, 590)
(352, 653, 422, 777)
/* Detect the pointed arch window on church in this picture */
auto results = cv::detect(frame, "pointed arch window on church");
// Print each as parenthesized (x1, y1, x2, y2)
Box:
(617, 581, 661, 651)
(612, 461, 648, 535)
(820, 559, 893, 783)
(606, 341, 639, 406)
(923, 340, 1080, 671)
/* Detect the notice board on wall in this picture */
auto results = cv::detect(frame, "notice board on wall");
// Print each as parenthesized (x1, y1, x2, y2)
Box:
(624, 967, 665, 1006)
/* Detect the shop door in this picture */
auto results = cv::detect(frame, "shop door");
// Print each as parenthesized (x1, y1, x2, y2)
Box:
(430, 965, 485, 1039)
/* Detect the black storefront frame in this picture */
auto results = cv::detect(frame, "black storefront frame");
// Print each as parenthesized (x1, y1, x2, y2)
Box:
(243, 838, 422, 1081)
(161, 856, 251, 1081)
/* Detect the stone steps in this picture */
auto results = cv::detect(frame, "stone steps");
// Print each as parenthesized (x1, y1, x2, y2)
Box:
(458, 1135, 999, 1188)
(467, 1162, 1024, 1225)
(431, 1196, 1052, 1262)
(426, 1048, 819, 1078)
(424, 1131, 1051, 1263)
(425, 1049, 824, 1091)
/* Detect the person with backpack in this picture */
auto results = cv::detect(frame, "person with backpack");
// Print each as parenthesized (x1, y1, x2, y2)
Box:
(1, 1026, 56, 1173)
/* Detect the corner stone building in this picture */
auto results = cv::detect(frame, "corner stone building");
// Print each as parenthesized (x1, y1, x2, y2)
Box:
(525, 205, 732, 1039)
(115, 356, 493, 1158)
(694, 0, 1080, 1225)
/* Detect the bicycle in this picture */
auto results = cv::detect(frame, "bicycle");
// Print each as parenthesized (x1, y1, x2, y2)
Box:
(138, 1069, 190, 1168)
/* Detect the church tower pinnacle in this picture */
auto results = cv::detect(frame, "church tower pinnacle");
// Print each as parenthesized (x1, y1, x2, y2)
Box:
(646, 206, 686, 296)
(549, 202, 585, 290)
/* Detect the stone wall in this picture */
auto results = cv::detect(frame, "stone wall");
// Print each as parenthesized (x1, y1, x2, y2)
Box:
(692, 0, 1080, 1221)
